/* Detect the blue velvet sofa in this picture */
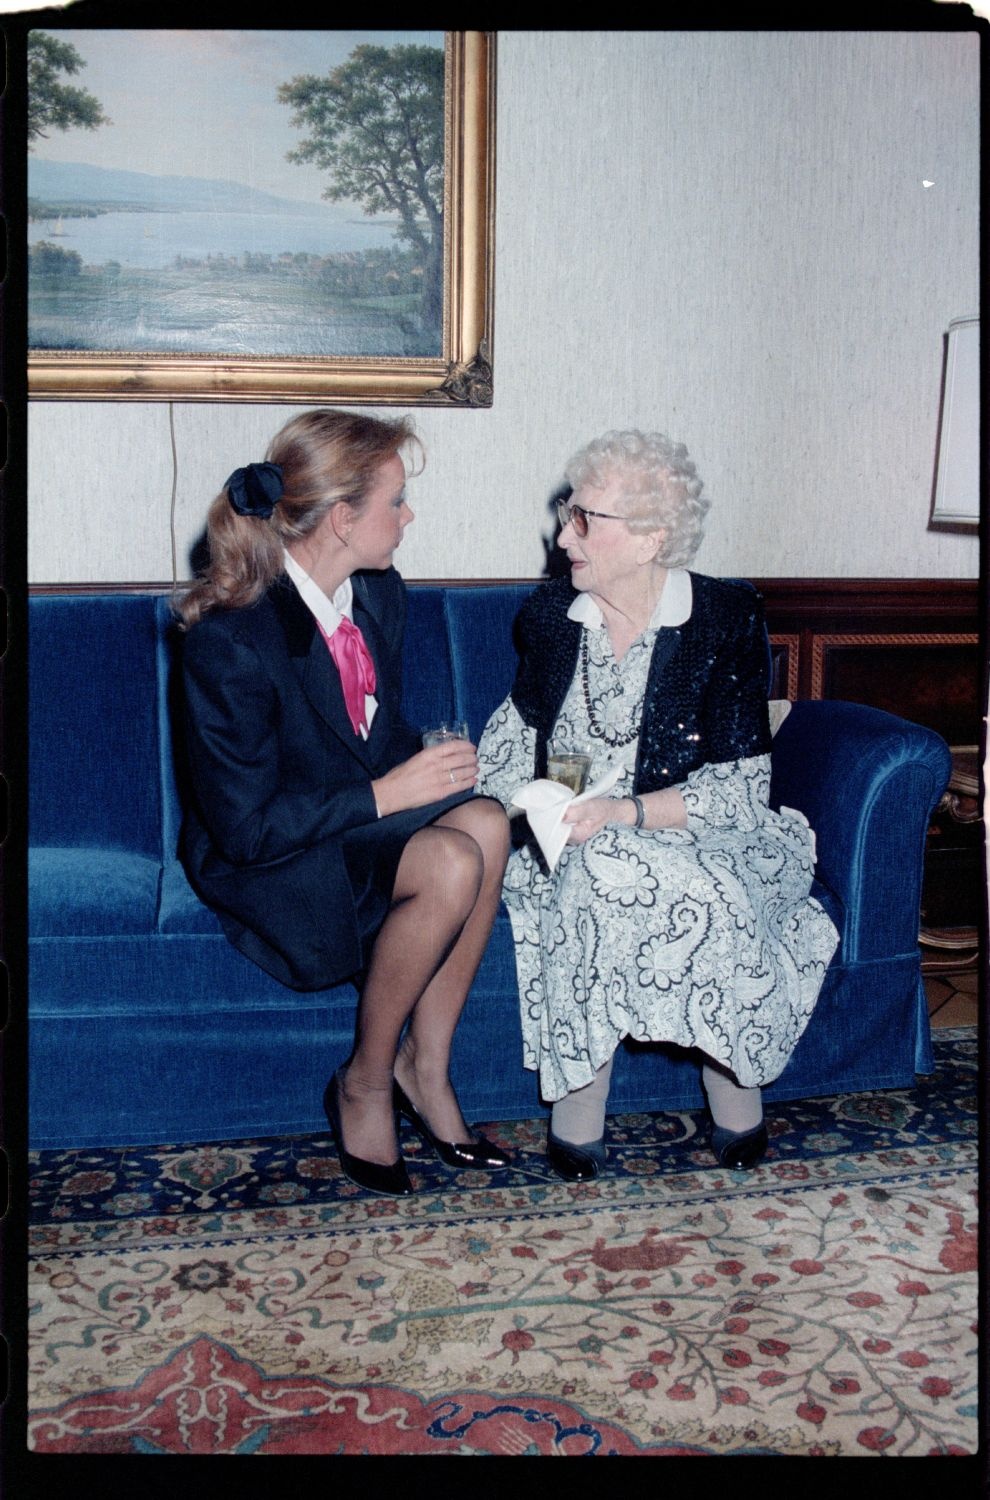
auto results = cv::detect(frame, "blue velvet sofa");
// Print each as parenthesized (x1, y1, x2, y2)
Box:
(28, 584, 951, 1150)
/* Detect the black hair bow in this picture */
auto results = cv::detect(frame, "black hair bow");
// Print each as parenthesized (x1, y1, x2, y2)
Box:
(225, 462, 284, 518)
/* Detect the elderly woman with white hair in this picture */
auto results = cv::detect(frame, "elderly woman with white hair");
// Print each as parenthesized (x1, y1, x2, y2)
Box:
(477, 430, 838, 1180)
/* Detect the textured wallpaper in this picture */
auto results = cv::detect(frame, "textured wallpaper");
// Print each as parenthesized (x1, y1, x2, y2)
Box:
(28, 30, 980, 583)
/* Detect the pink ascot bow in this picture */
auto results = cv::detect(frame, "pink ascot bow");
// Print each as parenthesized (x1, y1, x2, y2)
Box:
(322, 615, 377, 736)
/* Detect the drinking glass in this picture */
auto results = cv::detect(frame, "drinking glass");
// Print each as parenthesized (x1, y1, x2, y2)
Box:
(423, 720, 469, 748)
(546, 749, 592, 795)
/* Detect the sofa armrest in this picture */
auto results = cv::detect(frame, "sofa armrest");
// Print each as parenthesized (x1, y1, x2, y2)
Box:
(769, 699, 951, 962)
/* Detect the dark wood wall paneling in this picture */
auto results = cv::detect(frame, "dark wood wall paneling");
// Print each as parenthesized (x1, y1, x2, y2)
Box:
(755, 579, 981, 747)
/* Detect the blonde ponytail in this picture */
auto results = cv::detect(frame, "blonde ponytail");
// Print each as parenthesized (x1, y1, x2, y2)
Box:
(174, 410, 418, 630)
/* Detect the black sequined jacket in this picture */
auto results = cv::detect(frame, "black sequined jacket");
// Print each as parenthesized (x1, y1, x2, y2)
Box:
(509, 572, 772, 794)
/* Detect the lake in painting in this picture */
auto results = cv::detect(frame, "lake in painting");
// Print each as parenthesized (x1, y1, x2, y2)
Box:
(28, 197, 429, 357)
(28, 207, 397, 272)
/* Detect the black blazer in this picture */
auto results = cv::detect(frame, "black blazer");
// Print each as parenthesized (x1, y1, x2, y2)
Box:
(181, 567, 437, 990)
(509, 572, 772, 792)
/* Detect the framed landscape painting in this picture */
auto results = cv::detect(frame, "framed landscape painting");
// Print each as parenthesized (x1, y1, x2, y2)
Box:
(27, 29, 495, 405)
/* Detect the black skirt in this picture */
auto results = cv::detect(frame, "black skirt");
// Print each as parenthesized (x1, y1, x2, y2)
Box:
(339, 788, 490, 965)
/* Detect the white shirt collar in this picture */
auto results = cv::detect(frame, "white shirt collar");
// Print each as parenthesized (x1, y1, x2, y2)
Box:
(566, 568, 693, 630)
(282, 550, 378, 741)
(283, 549, 354, 636)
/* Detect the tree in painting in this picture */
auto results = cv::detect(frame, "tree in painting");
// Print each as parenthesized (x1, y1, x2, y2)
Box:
(28, 31, 111, 146)
(278, 43, 444, 340)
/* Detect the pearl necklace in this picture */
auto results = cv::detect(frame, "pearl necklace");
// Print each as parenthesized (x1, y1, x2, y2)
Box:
(580, 631, 642, 747)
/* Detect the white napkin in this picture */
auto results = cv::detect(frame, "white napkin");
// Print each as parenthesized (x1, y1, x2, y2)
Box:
(510, 765, 624, 872)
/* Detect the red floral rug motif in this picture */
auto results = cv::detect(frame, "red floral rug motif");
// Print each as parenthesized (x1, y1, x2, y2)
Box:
(29, 1334, 716, 1456)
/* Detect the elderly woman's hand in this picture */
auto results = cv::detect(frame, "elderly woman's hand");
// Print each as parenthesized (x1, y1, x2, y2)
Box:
(562, 796, 634, 844)
(562, 788, 689, 842)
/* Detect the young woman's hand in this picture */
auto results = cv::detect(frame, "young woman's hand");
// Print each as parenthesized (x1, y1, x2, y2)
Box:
(372, 741, 478, 817)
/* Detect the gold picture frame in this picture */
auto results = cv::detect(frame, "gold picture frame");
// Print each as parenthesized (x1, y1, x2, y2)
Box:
(28, 30, 495, 406)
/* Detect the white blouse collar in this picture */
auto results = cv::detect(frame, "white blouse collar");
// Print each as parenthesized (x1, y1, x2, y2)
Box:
(566, 568, 693, 631)
(283, 549, 354, 636)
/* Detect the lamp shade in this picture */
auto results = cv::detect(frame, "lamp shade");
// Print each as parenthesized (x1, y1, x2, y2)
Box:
(930, 315, 979, 530)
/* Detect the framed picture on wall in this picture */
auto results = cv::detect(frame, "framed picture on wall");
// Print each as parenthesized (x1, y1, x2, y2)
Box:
(27, 29, 494, 405)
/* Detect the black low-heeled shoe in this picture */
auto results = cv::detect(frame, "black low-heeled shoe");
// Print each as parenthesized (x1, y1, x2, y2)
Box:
(392, 1080, 511, 1169)
(323, 1072, 413, 1196)
(710, 1120, 769, 1171)
(546, 1129, 606, 1181)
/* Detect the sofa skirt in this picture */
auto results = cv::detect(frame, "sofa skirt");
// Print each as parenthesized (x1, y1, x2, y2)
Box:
(29, 924, 931, 1148)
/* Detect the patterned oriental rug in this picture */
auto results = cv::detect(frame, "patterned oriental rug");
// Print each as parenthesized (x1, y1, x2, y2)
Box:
(27, 1030, 977, 1458)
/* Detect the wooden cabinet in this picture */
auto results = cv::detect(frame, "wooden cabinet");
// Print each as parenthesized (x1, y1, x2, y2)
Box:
(919, 746, 981, 971)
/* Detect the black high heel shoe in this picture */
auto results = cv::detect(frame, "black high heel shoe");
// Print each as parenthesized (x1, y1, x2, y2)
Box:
(546, 1129, 606, 1181)
(323, 1071, 413, 1196)
(393, 1080, 511, 1169)
(710, 1120, 768, 1171)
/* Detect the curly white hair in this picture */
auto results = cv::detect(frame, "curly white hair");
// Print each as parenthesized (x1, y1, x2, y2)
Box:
(563, 430, 710, 567)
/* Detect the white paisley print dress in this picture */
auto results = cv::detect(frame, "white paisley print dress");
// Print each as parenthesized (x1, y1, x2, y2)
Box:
(477, 580, 839, 1104)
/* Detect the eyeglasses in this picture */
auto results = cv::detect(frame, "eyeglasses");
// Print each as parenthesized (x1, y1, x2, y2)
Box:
(556, 499, 628, 538)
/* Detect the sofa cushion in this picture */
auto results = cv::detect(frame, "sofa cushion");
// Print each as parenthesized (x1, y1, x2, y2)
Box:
(442, 585, 536, 738)
(30, 594, 162, 856)
(402, 587, 459, 735)
(29, 847, 161, 936)
(157, 858, 226, 934)
(156, 597, 189, 863)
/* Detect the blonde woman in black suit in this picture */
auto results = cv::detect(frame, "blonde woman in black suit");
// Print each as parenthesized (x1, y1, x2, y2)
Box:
(176, 411, 511, 1196)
